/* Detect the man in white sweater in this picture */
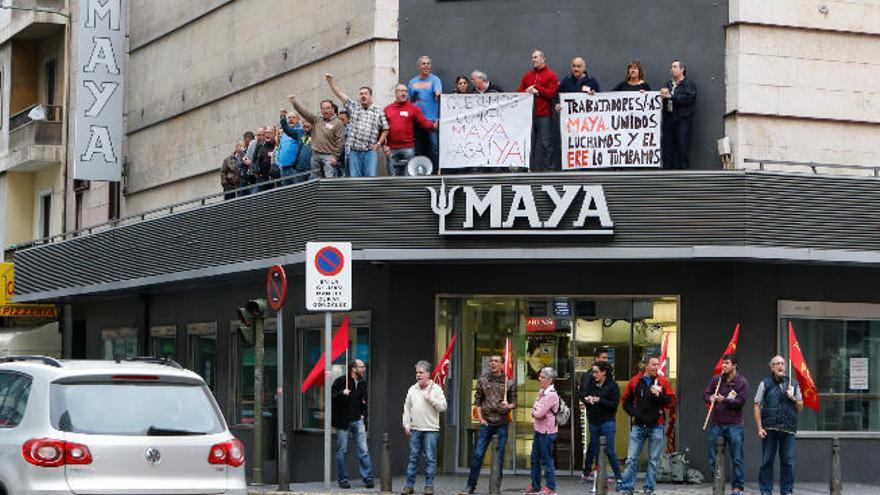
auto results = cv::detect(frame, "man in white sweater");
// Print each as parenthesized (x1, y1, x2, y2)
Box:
(402, 360, 448, 495)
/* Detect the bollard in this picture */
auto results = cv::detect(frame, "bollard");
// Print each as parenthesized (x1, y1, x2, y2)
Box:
(596, 436, 608, 495)
(830, 437, 842, 495)
(381, 433, 392, 493)
(712, 436, 727, 495)
(488, 435, 501, 494)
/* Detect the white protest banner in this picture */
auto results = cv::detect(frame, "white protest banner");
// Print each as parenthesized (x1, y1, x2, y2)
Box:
(75, 0, 126, 181)
(559, 91, 662, 170)
(439, 93, 532, 170)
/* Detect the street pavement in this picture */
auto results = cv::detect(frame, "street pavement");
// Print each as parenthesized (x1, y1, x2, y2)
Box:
(250, 474, 879, 495)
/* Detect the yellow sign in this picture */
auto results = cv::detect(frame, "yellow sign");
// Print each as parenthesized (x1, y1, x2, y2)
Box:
(0, 304, 58, 318)
(0, 263, 13, 305)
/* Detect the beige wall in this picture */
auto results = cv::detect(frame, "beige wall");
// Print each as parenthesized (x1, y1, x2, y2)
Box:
(726, 0, 880, 172)
(64, 0, 400, 221)
(4, 171, 34, 246)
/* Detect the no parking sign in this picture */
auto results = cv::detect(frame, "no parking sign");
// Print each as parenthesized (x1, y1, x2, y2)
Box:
(305, 242, 352, 311)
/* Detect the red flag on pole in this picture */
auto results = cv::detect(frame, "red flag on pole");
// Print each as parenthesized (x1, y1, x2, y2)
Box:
(504, 337, 514, 380)
(658, 333, 670, 377)
(432, 333, 457, 387)
(788, 322, 820, 411)
(300, 316, 350, 393)
(713, 323, 741, 375)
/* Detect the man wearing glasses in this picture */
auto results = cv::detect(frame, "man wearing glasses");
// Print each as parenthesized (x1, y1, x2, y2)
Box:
(460, 355, 517, 494)
(331, 359, 374, 489)
(754, 355, 803, 495)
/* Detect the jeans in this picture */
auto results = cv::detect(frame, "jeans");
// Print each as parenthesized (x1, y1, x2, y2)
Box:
(530, 432, 557, 491)
(405, 430, 438, 487)
(335, 419, 373, 483)
(466, 424, 509, 488)
(661, 116, 693, 170)
(759, 429, 795, 495)
(708, 424, 745, 490)
(586, 420, 622, 478)
(348, 150, 378, 177)
(531, 115, 555, 171)
(311, 152, 337, 179)
(387, 147, 415, 176)
(415, 127, 439, 171)
(620, 424, 665, 492)
(279, 166, 296, 186)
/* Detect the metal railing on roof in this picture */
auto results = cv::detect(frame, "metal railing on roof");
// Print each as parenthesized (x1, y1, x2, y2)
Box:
(8, 169, 315, 252)
(743, 158, 880, 177)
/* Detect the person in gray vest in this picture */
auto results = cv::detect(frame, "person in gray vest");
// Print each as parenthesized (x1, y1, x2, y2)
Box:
(753, 355, 803, 495)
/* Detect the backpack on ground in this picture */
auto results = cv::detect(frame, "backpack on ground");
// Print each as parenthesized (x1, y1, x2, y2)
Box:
(555, 396, 571, 426)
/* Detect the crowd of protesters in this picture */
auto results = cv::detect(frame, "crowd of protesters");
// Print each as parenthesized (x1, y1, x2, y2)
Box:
(220, 51, 697, 197)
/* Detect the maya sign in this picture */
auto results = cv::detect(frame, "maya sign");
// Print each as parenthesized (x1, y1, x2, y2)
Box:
(305, 242, 352, 311)
(560, 91, 662, 169)
(427, 180, 613, 235)
(74, 0, 126, 181)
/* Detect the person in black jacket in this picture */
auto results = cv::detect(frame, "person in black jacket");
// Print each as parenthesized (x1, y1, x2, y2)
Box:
(660, 60, 697, 170)
(578, 346, 612, 480)
(583, 361, 623, 486)
(331, 359, 374, 489)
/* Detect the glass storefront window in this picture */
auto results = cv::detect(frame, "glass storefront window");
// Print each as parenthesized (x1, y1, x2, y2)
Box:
(438, 295, 678, 475)
(149, 325, 176, 361)
(188, 322, 217, 392)
(102, 328, 137, 360)
(233, 318, 278, 426)
(296, 313, 371, 431)
(780, 301, 880, 434)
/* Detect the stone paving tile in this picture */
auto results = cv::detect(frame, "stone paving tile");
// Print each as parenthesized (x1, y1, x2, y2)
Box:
(250, 475, 878, 495)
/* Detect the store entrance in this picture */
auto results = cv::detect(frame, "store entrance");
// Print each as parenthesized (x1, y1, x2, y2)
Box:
(436, 296, 678, 476)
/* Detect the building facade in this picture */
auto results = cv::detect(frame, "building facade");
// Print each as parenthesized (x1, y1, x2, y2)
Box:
(5, 0, 880, 487)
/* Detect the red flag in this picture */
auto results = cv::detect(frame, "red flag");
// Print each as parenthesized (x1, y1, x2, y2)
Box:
(504, 337, 514, 380)
(432, 333, 457, 387)
(788, 322, 820, 411)
(658, 333, 670, 377)
(713, 323, 740, 375)
(300, 316, 350, 393)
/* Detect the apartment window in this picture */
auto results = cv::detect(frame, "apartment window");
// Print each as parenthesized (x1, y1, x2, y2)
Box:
(44, 58, 57, 107)
(39, 191, 52, 239)
(779, 301, 880, 434)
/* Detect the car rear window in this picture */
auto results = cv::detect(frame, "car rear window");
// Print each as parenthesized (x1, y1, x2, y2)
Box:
(50, 381, 224, 435)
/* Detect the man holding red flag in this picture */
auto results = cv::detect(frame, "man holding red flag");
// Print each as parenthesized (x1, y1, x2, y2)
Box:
(754, 355, 802, 495)
(703, 354, 749, 495)
(331, 359, 374, 489)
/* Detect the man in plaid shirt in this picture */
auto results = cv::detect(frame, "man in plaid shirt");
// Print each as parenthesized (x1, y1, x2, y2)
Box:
(325, 73, 388, 177)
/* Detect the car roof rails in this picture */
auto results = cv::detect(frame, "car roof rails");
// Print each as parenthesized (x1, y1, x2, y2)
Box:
(118, 356, 183, 369)
(0, 355, 63, 367)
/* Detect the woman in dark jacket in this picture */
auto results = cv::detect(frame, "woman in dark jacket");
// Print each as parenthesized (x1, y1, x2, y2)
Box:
(612, 60, 651, 92)
(582, 361, 623, 486)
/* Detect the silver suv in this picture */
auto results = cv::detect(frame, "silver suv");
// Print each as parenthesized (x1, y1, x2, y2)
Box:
(0, 356, 247, 495)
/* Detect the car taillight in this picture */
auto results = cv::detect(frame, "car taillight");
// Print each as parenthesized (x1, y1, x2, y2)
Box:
(208, 438, 245, 467)
(22, 438, 92, 467)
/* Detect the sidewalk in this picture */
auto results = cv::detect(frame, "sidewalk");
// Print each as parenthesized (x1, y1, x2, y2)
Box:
(250, 474, 879, 495)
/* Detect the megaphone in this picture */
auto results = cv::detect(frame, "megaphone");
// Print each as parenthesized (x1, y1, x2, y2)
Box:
(406, 156, 434, 176)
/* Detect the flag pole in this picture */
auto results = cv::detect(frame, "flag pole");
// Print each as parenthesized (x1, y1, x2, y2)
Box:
(703, 374, 722, 431)
(504, 337, 509, 403)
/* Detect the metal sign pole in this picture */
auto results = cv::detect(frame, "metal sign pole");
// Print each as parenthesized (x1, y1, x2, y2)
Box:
(277, 310, 289, 490)
(324, 310, 332, 489)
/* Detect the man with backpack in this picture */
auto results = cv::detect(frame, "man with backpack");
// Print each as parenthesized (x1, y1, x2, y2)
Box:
(619, 355, 675, 495)
(460, 354, 516, 495)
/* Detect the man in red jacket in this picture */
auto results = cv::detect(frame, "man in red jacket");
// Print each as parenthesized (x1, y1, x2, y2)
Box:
(517, 50, 559, 172)
(383, 83, 437, 176)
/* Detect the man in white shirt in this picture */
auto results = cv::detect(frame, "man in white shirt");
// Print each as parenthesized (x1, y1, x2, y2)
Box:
(401, 360, 448, 495)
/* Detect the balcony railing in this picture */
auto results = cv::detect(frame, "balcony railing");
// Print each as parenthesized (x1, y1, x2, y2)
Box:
(8, 104, 62, 150)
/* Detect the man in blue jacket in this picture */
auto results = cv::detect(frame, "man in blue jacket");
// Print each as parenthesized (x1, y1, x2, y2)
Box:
(555, 57, 600, 111)
(754, 355, 803, 495)
(278, 109, 302, 186)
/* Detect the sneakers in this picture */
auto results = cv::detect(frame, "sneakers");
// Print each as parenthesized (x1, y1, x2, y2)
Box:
(400, 486, 414, 495)
(522, 484, 538, 494)
(540, 487, 557, 495)
(582, 471, 596, 484)
(642, 490, 654, 495)
(459, 486, 475, 495)
(364, 479, 375, 489)
(339, 480, 351, 489)
(424, 486, 435, 495)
